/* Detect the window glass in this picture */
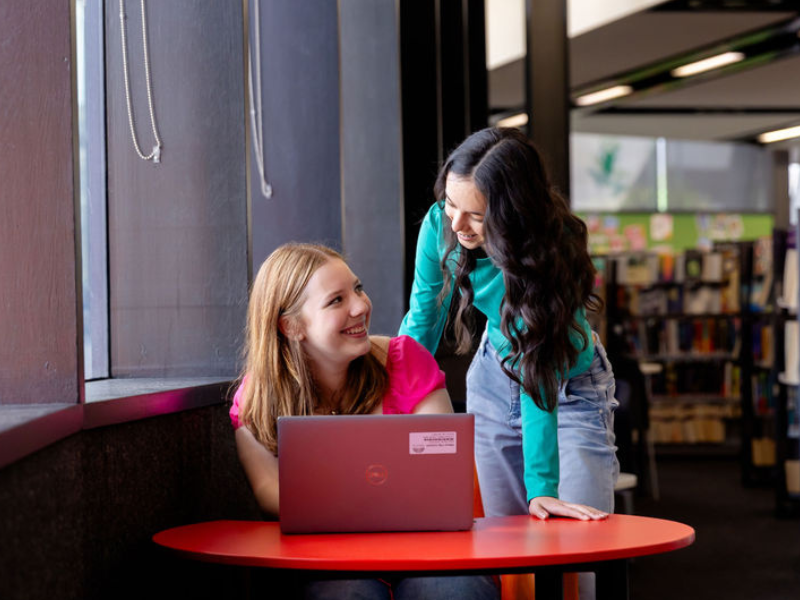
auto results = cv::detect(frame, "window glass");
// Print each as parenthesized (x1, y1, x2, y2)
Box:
(666, 140, 773, 213)
(76, 0, 109, 380)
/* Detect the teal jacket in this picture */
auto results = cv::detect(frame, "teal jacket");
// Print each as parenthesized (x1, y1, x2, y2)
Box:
(399, 202, 594, 501)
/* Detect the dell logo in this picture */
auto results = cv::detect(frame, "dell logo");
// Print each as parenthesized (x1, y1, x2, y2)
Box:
(365, 464, 388, 485)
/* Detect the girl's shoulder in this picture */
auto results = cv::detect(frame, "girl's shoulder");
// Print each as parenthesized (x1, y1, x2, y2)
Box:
(370, 334, 434, 367)
(381, 335, 446, 414)
(369, 335, 392, 366)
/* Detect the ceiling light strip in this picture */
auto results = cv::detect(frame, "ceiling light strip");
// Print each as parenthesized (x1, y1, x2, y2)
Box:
(670, 51, 746, 78)
(758, 125, 800, 144)
(574, 85, 633, 107)
(496, 112, 529, 128)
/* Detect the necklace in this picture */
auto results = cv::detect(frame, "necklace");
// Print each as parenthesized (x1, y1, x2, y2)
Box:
(119, 0, 163, 163)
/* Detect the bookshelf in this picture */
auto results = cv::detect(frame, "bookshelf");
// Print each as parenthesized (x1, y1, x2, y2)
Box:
(605, 245, 751, 457)
(772, 227, 800, 517)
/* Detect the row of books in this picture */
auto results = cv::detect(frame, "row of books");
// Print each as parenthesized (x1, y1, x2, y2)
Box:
(620, 284, 740, 316)
(614, 248, 739, 286)
(621, 317, 740, 357)
(649, 402, 740, 444)
(650, 361, 741, 399)
(608, 239, 781, 314)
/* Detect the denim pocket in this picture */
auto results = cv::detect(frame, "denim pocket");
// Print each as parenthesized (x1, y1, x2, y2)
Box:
(563, 346, 617, 415)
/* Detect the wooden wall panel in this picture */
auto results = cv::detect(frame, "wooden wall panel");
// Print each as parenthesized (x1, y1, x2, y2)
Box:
(0, 0, 79, 404)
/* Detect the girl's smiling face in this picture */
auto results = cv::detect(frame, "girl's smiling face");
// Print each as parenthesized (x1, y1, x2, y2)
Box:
(444, 173, 487, 250)
(294, 258, 372, 371)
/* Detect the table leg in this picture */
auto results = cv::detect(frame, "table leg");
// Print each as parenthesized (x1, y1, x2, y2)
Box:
(595, 559, 629, 600)
(535, 568, 564, 599)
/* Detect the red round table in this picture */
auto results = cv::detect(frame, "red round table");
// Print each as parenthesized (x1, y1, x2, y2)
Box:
(154, 514, 694, 599)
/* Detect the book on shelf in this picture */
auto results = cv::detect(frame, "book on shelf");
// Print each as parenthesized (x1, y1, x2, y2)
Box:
(751, 370, 775, 415)
(753, 235, 773, 278)
(684, 286, 722, 315)
(683, 250, 704, 285)
(723, 361, 741, 399)
(786, 460, 800, 495)
(751, 437, 776, 467)
(638, 287, 667, 315)
(749, 235, 774, 311)
(658, 253, 676, 282)
(751, 321, 774, 367)
(666, 286, 683, 314)
(720, 249, 741, 313)
(785, 320, 800, 384)
(701, 251, 723, 283)
(616, 253, 655, 285)
(781, 248, 798, 310)
(788, 386, 799, 440)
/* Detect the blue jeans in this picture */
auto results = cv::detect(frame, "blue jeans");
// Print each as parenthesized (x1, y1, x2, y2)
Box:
(467, 333, 619, 600)
(302, 575, 499, 600)
(467, 331, 619, 516)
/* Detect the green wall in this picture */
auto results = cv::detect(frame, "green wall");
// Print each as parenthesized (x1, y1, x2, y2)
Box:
(578, 213, 774, 255)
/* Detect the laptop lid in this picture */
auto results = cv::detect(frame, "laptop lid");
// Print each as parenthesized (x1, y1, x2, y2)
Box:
(278, 413, 475, 534)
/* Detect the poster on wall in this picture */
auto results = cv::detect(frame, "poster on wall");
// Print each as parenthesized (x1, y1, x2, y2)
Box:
(571, 133, 658, 211)
(650, 214, 673, 242)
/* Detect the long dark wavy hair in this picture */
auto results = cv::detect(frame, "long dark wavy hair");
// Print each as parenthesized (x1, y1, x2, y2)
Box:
(437, 127, 601, 412)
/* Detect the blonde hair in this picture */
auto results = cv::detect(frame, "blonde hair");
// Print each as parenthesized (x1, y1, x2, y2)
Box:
(238, 243, 388, 453)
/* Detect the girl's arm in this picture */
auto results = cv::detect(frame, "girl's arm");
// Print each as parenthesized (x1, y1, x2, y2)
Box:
(411, 387, 454, 414)
(399, 204, 451, 355)
(235, 426, 280, 516)
(520, 397, 607, 520)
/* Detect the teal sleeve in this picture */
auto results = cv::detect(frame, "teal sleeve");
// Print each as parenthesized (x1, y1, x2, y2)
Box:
(520, 389, 560, 501)
(398, 205, 452, 355)
(519, 311, 595, 502)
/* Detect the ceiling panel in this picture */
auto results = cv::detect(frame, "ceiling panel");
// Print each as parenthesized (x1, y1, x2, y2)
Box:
(572, 112, 800, 141)
(616, 53, 800, 109)
(570, 11, 795, 88)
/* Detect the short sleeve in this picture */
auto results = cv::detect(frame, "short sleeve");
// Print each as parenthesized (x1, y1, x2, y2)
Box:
(229, 377, 246, 429)
(382, 335, 446, 414)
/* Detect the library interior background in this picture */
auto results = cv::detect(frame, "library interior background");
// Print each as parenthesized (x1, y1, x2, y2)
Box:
(3, 1, 800, 599)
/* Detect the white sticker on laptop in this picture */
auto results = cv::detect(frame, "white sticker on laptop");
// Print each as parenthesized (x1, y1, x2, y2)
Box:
(409, 431, 457, 455)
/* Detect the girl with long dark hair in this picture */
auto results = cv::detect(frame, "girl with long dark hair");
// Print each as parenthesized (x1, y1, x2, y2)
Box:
(400, 127, 618, 524)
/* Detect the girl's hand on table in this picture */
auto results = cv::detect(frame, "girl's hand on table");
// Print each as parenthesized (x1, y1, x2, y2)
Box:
(529, 497, 609, 521)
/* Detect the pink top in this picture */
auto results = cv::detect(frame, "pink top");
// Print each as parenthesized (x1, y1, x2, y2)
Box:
(229, 335, 446, 429)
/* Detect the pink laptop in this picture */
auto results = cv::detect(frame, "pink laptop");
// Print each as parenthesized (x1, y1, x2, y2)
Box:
(277, 413, 475, 534)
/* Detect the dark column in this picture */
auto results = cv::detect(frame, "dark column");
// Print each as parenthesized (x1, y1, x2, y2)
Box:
(400, 0, 488, 304)
(400, 0, 442, 300)
(525, 0, 570, 198)
(441, 0, 489, 154)
(399, 0, 488, 404)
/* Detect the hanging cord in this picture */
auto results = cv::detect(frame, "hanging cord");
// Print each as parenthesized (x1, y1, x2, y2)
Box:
(247, 0, 273, 198)
(119, 0, 163, 163)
